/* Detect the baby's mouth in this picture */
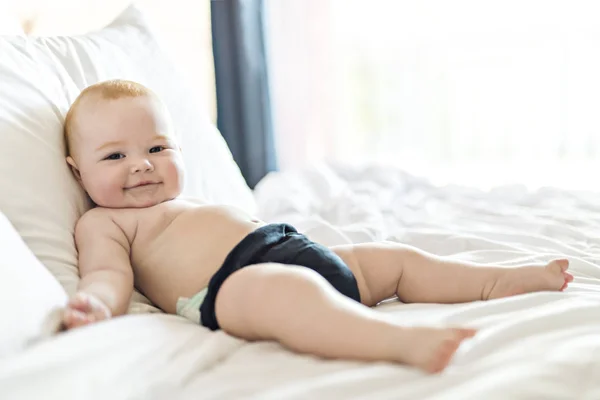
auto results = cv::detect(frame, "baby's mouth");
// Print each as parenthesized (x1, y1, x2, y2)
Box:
(125, 181, 160, 190)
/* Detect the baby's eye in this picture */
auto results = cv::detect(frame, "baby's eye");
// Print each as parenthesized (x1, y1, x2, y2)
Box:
(149, 146, 166, 154)
(105, 153, 124, 160)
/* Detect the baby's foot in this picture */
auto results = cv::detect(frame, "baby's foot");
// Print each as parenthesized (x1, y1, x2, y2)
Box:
(396, 327, 476, 373)
(485, 259, 573, 300)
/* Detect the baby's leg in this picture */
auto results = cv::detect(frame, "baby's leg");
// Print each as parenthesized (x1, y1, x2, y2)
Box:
(214, 263, 475, 373)
(331, 242, 573, 306)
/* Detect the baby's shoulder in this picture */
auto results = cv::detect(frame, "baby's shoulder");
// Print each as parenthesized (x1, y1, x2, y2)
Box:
(76, 207, 138, 244)
(77, 207, 134, 232)
(78, 207, 113, 224)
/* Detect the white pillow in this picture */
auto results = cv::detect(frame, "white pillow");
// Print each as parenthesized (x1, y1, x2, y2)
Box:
(0, 211, 67, 357)
(0, 5, 256, 314)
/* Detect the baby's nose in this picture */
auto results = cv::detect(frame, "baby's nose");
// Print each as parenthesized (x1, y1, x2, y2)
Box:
(131, 158, 154, 173)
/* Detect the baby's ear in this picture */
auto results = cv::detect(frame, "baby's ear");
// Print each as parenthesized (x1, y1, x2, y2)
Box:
(66, 156, 82, 182)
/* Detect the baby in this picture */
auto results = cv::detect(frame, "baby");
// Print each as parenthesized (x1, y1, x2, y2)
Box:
(61, 79, 573, 374)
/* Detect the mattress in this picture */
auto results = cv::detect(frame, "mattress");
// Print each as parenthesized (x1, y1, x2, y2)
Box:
(2, 164, 600, 399)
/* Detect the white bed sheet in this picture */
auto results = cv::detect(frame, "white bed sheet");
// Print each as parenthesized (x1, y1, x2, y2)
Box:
(2, 164, 600, 399)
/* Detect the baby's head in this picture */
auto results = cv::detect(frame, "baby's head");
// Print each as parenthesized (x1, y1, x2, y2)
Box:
(65, 79, 185, 208)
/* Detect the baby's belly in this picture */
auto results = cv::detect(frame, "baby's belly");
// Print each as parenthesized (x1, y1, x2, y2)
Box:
(131, 206, 265, 314)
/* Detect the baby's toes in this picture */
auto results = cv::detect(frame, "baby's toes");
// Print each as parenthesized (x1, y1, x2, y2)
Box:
(429, 336, 462, 373)
(557, 259, 570, 272)
(545, 259, 570, 275)
(560, 272, 574, 291)
(552, 259, 570, 272)
(564, 272, 574, 282)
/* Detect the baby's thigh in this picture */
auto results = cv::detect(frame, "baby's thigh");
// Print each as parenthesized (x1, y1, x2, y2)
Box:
(214, 263, 326, 339)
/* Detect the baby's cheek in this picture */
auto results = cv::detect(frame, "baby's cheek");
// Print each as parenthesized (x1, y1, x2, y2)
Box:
(88, 182, 109, 204)
(167, 157, 185, 191)
(108, 179, 125, 195)
(93, 176, 123, 205)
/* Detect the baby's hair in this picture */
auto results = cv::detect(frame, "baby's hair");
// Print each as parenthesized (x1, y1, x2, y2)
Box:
(64, 79, 155, 156)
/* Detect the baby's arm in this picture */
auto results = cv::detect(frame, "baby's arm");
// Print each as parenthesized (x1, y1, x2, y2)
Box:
(63, 210, 134, 329)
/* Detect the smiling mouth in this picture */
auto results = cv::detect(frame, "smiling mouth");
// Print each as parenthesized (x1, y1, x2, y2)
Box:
(125, 182, 160, 190)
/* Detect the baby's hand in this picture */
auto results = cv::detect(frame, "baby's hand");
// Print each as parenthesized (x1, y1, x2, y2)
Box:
(62, 292, 112, 330)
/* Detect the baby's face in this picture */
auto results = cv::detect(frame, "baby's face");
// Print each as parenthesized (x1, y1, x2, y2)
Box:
(67, 95, 185, 208)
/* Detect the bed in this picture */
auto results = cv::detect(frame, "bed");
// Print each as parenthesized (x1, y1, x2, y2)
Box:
(1, 4, 600, 400)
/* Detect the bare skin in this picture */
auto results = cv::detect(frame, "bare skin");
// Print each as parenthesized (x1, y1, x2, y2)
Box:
(74, 197, 265, 314)
(61, 80, 574, 374)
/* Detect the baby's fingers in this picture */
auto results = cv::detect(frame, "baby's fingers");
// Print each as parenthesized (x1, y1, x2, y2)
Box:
(63, 308, 95, 329)
(66, 293, 111, 325)
(68, 293, 92, 312)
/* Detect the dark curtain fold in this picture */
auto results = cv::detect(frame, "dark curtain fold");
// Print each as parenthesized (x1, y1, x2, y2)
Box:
(211, 0, 278, 189)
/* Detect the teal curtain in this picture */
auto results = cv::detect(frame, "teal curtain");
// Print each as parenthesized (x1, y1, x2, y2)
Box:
(211, 0, 278, 188)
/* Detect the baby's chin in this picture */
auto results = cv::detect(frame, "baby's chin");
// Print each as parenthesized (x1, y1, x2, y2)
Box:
(88, 186, 181, 209)
(91, 196, 168, 209)
(125, 199, 165, 208)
